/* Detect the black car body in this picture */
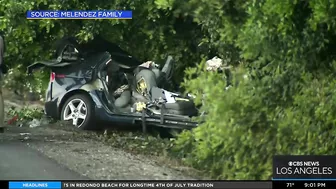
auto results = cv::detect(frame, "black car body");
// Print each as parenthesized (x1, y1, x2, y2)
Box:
(27, 37, 198, 130)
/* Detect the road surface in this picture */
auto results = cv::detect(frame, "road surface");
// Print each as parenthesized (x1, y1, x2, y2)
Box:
(0, 142, 87, 180)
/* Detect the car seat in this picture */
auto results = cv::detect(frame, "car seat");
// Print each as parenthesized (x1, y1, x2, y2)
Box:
(115, 90, 131, 108)
(154, 56, 174, 87)
(161, 56, 174, 81)
(135, 69, 157, 98)
(133, 68, 197, 116)
(106, 61, 131, 109)
(134, 56, 174, 88)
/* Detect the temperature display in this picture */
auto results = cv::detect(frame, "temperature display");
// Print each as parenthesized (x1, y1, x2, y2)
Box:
(273, 181, 334, 189)
(287, 182, 295, 187)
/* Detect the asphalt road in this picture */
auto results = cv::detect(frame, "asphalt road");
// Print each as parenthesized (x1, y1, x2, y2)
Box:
(0, 142, 88, 180)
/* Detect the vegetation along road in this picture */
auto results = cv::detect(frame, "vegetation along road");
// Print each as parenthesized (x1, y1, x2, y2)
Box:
(1, 0, 336, 180)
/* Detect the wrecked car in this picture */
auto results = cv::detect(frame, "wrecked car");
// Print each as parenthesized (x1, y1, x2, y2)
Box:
(27, 37, 198, 130)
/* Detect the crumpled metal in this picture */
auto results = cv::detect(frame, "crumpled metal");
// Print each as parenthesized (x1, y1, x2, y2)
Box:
(139, 61, 159, 69)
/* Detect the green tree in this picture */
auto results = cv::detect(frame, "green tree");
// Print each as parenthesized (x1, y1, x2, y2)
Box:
(172, 0, 336, 179)
(3, 0, 336, 180)
(0, 0, 206, 93)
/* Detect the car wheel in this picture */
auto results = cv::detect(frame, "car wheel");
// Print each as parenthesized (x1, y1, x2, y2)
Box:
(61, 94, 95, 130)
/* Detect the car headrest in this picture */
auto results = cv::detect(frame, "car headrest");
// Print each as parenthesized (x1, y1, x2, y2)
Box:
(162, 55, 174, 80)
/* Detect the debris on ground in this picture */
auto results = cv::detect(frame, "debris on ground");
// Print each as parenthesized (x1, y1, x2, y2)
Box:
(28, 116, 51, 128)
(19, 133, 31, 136)
(6, 105, 51, 128)
(18, 132, 31, 141)
(7, 115, 19, 125)
(29, 119, 41, 128)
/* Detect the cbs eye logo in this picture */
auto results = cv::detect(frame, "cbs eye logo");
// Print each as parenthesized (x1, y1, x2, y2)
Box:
(288, 161, 303, 166)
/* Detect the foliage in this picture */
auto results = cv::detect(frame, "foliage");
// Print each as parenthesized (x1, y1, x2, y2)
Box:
(2, 0, 336, 180)
(0, 0, 206, 85)
(4, 66, 49, 99)
(7, 106, 44, 122)
(170, 0, 336, 180)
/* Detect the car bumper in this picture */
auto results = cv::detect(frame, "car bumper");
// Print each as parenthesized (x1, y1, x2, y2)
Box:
(44, 99, 59, 119)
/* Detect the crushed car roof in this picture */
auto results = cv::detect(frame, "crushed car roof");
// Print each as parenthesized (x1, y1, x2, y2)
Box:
(54, 36, 142, 68)
(27, 36, 143, 74)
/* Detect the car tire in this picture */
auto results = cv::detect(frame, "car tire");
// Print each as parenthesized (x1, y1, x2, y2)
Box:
(60, 94, 95, 130)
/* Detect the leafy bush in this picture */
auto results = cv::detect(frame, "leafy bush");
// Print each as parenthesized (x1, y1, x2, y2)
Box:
(4, 66, 49, 100)
(7, 106, 44, 122)
(171, 62, 336, 179)
(172, 64, 274, 179)
(171, 0, 336, 180)
(3, 65, 28, 94)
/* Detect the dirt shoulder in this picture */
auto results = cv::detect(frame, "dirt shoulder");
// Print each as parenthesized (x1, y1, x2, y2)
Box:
(1, 89, 197, 180)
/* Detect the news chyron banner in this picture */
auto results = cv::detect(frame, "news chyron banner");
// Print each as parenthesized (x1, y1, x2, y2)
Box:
(7, 181, 270, 189)
(26, 10, 132, 19)
(273, 155, 336, 188)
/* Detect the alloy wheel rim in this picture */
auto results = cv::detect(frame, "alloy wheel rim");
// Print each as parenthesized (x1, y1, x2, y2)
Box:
(63, 99, 87, 127)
